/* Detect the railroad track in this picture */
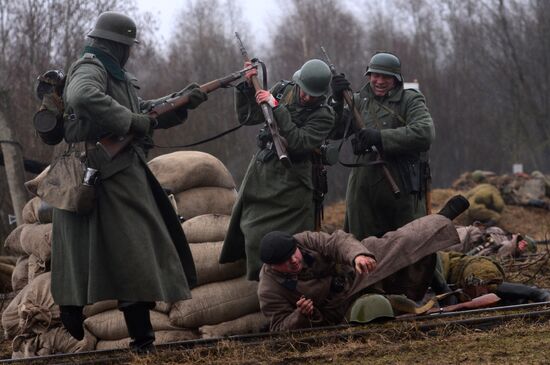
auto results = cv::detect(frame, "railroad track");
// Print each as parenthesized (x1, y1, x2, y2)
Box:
(2, 301, 550, 364)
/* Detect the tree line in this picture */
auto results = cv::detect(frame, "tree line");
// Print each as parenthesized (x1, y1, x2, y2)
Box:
(0, 0, 548, 243)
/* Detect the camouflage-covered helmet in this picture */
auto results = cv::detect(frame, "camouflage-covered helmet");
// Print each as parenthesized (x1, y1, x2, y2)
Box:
(348, 294, 394, 323)
(88, 11, 138, 46)
(365, 52, 402, 82)
(292, 59, 332, 97)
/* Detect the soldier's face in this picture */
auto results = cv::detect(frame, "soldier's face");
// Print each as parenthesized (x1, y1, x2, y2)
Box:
(271, 248, 303, 274)
(299, 89, 320, 106)
(368, 73, 397, 96)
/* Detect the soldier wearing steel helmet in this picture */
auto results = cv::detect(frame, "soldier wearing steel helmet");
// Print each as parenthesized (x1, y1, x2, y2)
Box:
(51, 11, 207, 352)
(220, 59, 335, 281)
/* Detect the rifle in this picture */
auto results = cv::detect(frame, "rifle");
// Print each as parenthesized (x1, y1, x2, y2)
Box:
(97, 64, 258, 159)
(320, 46, 401, 199)
(235, 32, 291, 168)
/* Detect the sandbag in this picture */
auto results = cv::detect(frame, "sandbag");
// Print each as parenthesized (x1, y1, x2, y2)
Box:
(11, 328, 96, 358)
(83, 300, 171, 318)
(95, 329, 199, 350)
(20, 223, 52, 262)
(182, 214, 230, 243)
(22, 197, 41, 224)
(175, 187, 237, 220)
(4, 224, 26, 256)
(84, 309, 181, 341)
(0, 256, 17, 265)
(12, 257, 29, 293)
(170, 276, 259, 328)
(2, 272, 57, 339)
(190, 242, 245, 286)
(24, 166, 50, 197)
(199, 312, 269, 338)
(148, 151, 235, 193)
(28, 254, 47, 283)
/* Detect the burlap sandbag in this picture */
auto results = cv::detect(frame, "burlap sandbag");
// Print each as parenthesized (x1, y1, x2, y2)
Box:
(148, 151, 235, 194)
(2, 272, 57, 339)
(83, 300, 171, 318)
(11, 257, 29, 292)
(175, 187, 237, 220)
(22, 197, 41, 224)
(199, 312, 269, 339)
(4, 224, 26, 256)
(169, 276, 259, 328)
(20, 223, 52, 262)
(84, 309, 181, 341)
(24, 166, 50, 197)
(190, 242, 245, 286)
(182, 214, 230, 243)
(28, 254, 47, 283)
(12, 328, 96, 359)
(95, 329, 200, 350)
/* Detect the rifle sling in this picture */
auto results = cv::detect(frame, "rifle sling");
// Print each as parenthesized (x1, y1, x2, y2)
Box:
(153, 123, 243, 149)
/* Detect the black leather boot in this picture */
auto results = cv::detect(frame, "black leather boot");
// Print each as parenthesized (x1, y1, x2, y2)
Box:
(496, 282, 550, 305)
(120, 302, 156, 354)
(438, 195, 470, 220)
(60, 305, 84, 340)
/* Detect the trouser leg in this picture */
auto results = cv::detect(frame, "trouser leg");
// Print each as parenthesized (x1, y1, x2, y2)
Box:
(119, 301, 155, 353)
(496, 282, 550, 305)
(60, 305, 85, 340)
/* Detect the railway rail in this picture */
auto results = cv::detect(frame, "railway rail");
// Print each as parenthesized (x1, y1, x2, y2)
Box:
(2, 301, 550, 364)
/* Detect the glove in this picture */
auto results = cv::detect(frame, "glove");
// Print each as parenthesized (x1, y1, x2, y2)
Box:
(183, 83, 208, 109)
(255, 90, 278, 108)
(244, 61, 258, 82)
(352, 128, 382, 155)
(330, 73, 351, 100)
(130, 113, 155, 137)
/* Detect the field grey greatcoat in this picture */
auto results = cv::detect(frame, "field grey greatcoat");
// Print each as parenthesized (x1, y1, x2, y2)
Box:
(336, 82, 435, 240)
(220, 81, 335, 281)
(51, 40, 196, 306)
(258, 215, 458, 331)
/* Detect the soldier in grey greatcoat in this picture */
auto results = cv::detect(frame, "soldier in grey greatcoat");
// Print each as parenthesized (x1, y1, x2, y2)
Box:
(51, 11, 207, 352)
(220, 59, 335, 280)
(257, 195, 469, 331)
(330, 52, 436, 300)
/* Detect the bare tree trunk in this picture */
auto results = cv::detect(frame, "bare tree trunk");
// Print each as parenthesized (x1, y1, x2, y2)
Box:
(0, 91, 28, 226)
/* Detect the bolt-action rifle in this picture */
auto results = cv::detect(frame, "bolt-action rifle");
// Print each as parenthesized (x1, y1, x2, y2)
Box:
(321, 46, 401, 199)
(235, 32, 291, 168)
(97, 64, 258, 159)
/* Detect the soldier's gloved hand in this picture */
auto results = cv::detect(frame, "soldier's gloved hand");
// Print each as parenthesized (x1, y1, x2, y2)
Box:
(244, 61, 258, 83)
(183, 83, 208, 109)
(255, 90, 278, 108)
(330, 73, 351, 100)
(352, 128, 382, 154)
(130, 113, 156, 137)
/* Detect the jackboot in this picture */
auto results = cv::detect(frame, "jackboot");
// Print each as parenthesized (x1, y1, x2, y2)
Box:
(60, 305, 84, 341)
(496, 282, 550, 305)
(120, 302, 156, 354)
(438, 195, 470, 221)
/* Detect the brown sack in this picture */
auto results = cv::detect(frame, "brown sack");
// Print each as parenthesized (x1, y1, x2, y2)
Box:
(84, 309, 181, 341)
(12, 257, 29, 293)
(28, 254, 47, 283)
(169, 276, 259, 328)
(83, 300, 171, 318)
(148, 151, 235, 194)
(190, 242, 245, 286)
(22, 197, 41, 224)
(4, 224, 27, 256)
(175, 187, 237, 220)
(199, 312, 269, 339)
(17, 272, 59, 335)
(182, 214, 230, 243)
(24, 166, 50, 197)
(3, 287, 24, 339)
(95, 329, 199, 350)
(20, 223, 52, 262)
(12, 328, 96, 358)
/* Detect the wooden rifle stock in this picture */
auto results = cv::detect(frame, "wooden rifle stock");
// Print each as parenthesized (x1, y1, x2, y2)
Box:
(321, 46, 400, 198)
(97, 66, 254, 159)
(235, 32, 291, 168)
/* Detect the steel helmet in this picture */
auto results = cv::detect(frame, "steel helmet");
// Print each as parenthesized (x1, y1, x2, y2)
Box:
(292, 59, 332, 97)
(88, 11, 138, 46)
(365, 52, 402, 82)
(348, 294, 394, 323)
